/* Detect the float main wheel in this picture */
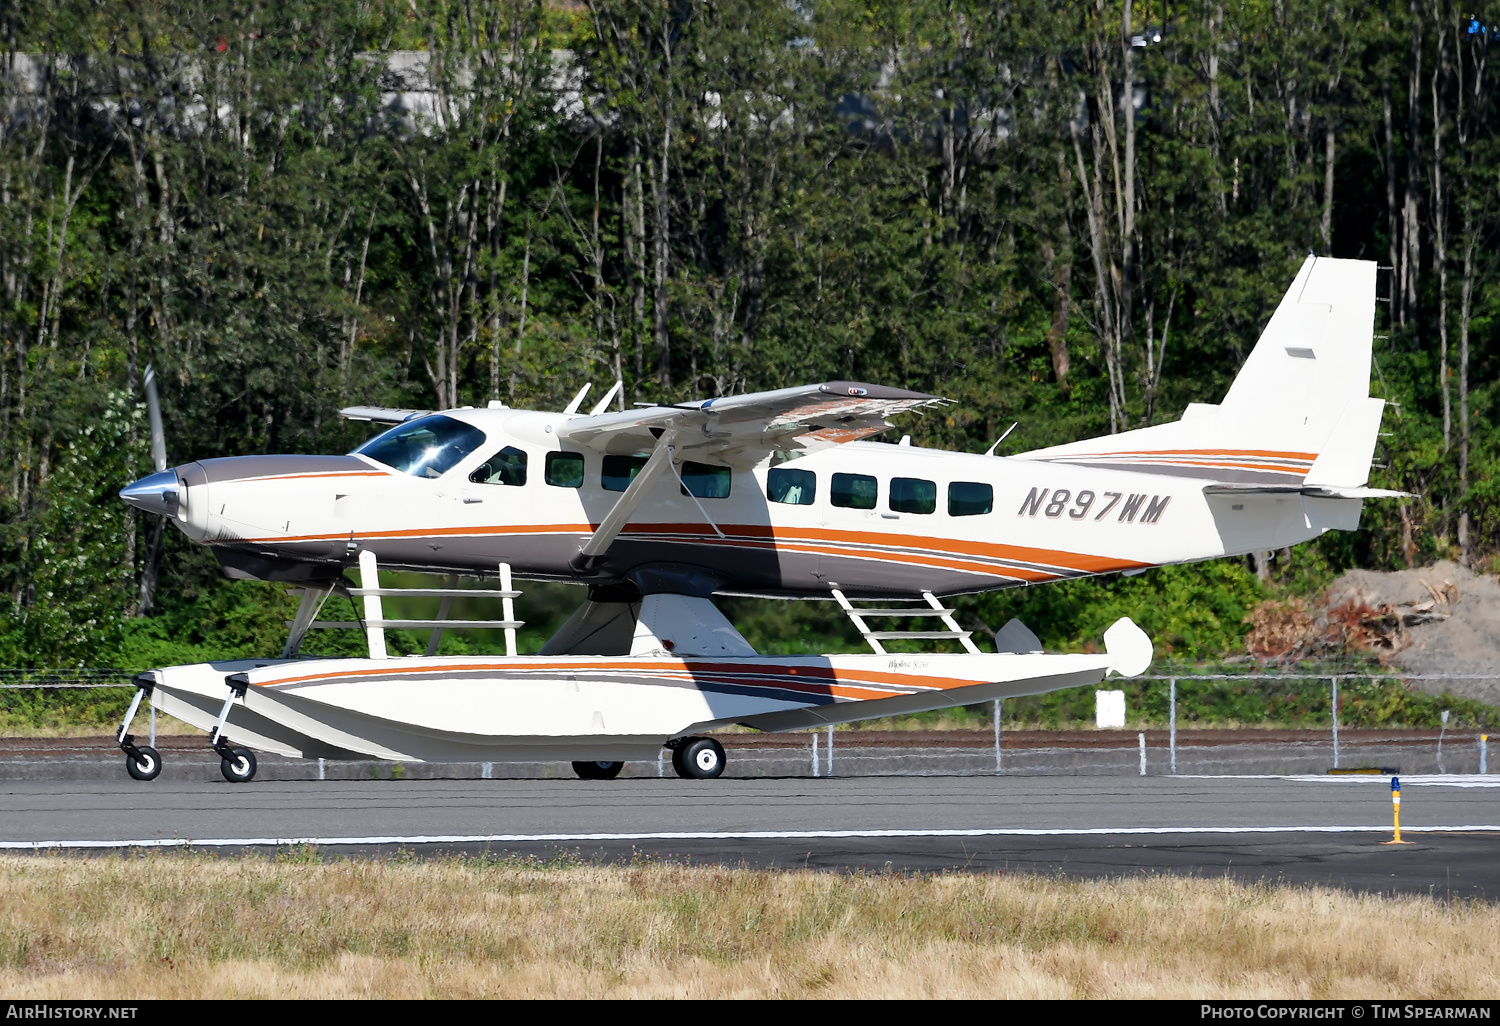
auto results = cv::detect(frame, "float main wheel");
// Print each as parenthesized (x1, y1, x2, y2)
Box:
(672, 737, 725, 780)
(220, 747, 257, 783)
(572, 760, 624, 780)
(125, 745, 161, 781)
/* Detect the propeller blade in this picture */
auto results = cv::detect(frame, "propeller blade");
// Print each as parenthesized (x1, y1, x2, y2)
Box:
(143, 363, 168, 473)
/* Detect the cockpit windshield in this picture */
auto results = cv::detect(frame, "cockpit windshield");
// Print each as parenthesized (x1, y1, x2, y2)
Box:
(354, 415, 487, 478)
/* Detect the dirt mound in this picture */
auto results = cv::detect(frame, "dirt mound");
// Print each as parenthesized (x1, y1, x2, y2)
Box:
(1324, 560, 1500, 705)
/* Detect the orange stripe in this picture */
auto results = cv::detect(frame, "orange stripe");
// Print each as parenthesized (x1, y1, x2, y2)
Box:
(617, 523, 1143, 575)
(1111, 458, 1308, 474)
(229, 521, 1146, 580)
(254, 657, 1033, 699)
(1071, 448, 1317, 461)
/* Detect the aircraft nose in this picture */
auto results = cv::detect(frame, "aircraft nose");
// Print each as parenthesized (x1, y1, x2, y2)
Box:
(119, 470, 180, 517)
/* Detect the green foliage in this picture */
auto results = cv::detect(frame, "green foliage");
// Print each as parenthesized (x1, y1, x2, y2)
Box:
(0, 391, 141, 667)
(0, 0, 1495, 671)
(968, 560, 1267, 661)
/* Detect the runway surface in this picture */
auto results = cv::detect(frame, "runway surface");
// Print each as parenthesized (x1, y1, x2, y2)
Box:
(4, 774, 1500, 897)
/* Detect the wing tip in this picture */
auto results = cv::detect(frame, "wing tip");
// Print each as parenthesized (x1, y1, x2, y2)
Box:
(819, 380, 943, 402)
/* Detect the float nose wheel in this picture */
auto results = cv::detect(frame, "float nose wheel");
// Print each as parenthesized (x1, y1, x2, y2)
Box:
(125, 744, 161, 781)
(572, 760, 624, 779)
(117, 673, 162, 781)
(219, 747, 257, 783)
(670, 737, 726, 779)
(209, 672, 257, 783)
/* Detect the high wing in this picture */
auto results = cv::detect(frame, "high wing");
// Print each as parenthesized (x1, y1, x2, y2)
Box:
(557, 380, 945, 464)
(559, 380, 943, 569)
(340, 406, 432, 424)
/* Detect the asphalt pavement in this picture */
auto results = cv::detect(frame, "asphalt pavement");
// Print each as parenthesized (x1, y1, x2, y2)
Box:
(4, 774, 1499, 898)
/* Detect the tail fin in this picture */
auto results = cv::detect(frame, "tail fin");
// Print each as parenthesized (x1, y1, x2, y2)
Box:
(1017, 255, 1383, 488)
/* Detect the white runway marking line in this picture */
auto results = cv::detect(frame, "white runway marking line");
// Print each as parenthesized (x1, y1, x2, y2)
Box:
(6, 825, 1500, 849)
(1184, 775, 1500, 787)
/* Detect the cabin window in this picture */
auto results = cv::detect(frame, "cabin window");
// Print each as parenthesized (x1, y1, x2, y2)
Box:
(766, 467, 816, 505)
(355, 414, 487, 479)
(830, 472, 877, 510)
(545, 451, 585, 488)
(469, 446, 528, 486)
(601, 454, 650, 492)
(680, 461, 731, 498)
(948, 481, 994, 516)
(889, 477, 936, 514)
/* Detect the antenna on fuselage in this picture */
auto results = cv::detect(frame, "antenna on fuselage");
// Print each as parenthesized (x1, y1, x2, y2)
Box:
(562, 382, 592, 415)
(985, 422, 1018, 456)
(589, 380, 624, 416)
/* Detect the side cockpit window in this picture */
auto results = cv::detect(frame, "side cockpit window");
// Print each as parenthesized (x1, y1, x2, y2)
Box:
(680, 461, 731, 498)
(602, 454, 649, 491)
(470, 446, 528, 486)
(949, 481, 993, 516)
(766, 467, 816, 505)
(889, 477, 936, 514)
(545, 451, 585, 488)
(830, 472, 877, 510)
(355, 415, 487, 479)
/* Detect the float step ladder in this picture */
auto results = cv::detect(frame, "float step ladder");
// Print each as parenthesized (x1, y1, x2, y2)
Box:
(829, 587, 982, 655)
(283, 553, 523, 659)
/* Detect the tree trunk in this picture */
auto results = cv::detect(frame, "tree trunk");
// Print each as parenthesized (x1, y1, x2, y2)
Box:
(1457, 208, 1474, 567)
(1430, 14, 1450, 452)
(1042, 202, 1072, 393)
(650, 118, 671, 386)
(1403, 0, 1423, 318)
(1382, 85, 1400, 324)
(1320, 124, 1335, 254)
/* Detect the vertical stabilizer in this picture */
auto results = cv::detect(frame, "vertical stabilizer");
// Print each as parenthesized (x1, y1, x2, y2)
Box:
(1015, 256, 1381, 486)
(1217, 255, 1377, 442)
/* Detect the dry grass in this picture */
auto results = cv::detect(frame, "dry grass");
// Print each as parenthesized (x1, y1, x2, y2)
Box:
(0, 853, 1495, 998)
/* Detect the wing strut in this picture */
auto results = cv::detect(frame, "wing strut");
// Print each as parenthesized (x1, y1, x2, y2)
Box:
(571, 433, 677, 571)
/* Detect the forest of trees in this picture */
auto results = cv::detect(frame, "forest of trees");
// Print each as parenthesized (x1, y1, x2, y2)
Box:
(0, 0, 1494, 667)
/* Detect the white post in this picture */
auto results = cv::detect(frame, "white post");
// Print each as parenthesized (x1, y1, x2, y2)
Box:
(358, 549, 387, 660)
(1139, 732, 1147, 776)
(1481, 735, 1489, 775)
(500, 562, 517, 658)
(657, 750, 664, 778)
(318, 758, 326, 781)
(1331, 677, 1339, 769)
(811, 730, 820, 778)
(1438, 709, 1449, 772)
(149, 703, 156, 748)
(826, 725, 834, 776)
(993, 698, 1002, 774)
(482, 761, 493, 780)
(1168, 678, 1177, 776)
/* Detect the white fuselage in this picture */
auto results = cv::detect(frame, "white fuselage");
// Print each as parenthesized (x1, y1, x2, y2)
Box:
(168, 406, 1359, 598)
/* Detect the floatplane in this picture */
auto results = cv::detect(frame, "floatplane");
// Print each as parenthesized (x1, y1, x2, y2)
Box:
(114, 255, 1399, 781)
